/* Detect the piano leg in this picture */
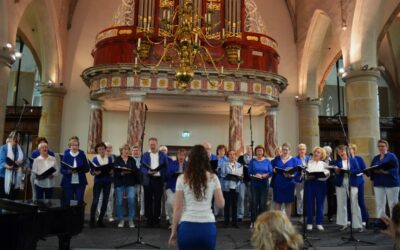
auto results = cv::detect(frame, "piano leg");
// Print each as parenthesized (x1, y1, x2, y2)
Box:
(58, 234, 71, 250)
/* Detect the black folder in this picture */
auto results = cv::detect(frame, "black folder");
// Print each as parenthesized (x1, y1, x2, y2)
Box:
(142, 162, 167, 172)
(36, 167, 57, 180)
(88, 160, 111, 174)
(275, 165, 303, 175)
(249, 174, 264, 180)
(363, 163, 396, 174)
(61, 161, 84, 173)
(6, 157, 20, 169)
(225, 173, 242, 181)
(306, 170, 327, 178)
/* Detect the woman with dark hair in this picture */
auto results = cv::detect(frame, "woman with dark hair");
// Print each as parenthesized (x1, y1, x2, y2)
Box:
(248, 145, 273, 229)
(370, 139, 400, 217)
(168, 145, 225, 250)
(89, 142, 113, 228)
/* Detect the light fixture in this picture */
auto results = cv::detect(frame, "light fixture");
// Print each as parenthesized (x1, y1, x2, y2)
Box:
(181, 131, 191, 139)
(14, 51, 22, 58)
(338, 68, 345, 74)
(134, 0, 241, 90)
(341, 23, 347, 31)
(5, 43, 12, 49)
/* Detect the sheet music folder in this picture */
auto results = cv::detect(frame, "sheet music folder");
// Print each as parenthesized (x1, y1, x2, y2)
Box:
(35, 167, 57, 180)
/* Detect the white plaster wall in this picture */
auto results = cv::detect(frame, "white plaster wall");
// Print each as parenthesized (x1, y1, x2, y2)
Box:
(102, 112, 265, 152)
(256, 0, 299, 147)
(60, 0, 298, 152)
(61, 0, 118, 150)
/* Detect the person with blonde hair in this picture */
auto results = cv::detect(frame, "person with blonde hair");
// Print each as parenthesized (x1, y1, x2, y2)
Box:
(305, 147, 330, 231)
(251, 211, 303, 250)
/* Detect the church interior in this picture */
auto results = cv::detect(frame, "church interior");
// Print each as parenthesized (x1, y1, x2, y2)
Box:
(1, 0, 400, 249)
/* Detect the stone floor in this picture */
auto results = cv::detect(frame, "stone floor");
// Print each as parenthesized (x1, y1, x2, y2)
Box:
(36, 217, 395, 250)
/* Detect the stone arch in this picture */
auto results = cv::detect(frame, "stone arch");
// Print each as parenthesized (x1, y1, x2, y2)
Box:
(349, 0, 386, 67)
(298, 9, 332, 98)
(18, 0, 63, 83)
(0, 0, 8, 45)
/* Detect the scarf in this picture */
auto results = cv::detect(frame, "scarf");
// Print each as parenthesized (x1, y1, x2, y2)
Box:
(96, 155, 109, 165)
(5, 143, 24, 194)
(70, 150, 80, 184)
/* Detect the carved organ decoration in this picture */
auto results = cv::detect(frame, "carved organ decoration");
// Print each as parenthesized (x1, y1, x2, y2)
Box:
(113, 0, 136, 26)
(244, 0, 267, 35)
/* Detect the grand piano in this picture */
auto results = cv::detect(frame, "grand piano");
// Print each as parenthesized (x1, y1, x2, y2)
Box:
(0, 198, 85, 250)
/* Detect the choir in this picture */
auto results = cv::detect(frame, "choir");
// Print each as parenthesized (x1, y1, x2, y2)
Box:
(1, 133, 400, 235)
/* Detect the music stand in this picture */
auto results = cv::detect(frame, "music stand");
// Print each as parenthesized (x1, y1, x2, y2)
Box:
(115, 105, 160, 249)
(335, 114, 375, 247)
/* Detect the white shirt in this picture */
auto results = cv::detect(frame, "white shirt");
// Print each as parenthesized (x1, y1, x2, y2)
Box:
(32, 155, 58, 188)
(150, 152, 160, 177)
(307, 160, 330, 181)
(342, 160, 349, 170)
(176, 172, 221, 223)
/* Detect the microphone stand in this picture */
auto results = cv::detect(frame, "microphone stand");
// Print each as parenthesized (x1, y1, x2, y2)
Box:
(116, 105, 160, 249)
(336, 113, 374, 246)
(235, 106, 254, 249)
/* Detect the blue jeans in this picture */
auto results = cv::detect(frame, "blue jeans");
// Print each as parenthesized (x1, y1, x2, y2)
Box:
(35, 185, 53, 199)
(178, 222, 216, 250)
(237, 182, 246, 219)
(251, 184, 269, 222)
(115, 185, 136, 221)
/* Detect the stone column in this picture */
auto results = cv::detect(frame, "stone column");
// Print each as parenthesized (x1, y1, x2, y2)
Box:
(343, 69, 380, 216)
(0, 47, 15, 143)
(228, 97, 244, 156)
(264, 106, 278, 158)
(127, 92, 146, 149)
(296, 98, 321, 151)
(87, 100, 103, 154)
(38, 86, 67, 152)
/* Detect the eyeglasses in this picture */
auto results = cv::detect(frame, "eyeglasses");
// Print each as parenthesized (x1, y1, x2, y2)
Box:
(378, 145, 386, 148)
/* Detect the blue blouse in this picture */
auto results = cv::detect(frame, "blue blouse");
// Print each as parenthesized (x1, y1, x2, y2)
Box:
(248, 158, 272, 188)
(270, 156, 299, 189)
(370, 152, 400, 187)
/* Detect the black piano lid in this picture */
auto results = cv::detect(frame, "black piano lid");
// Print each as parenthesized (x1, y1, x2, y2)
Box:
(0, 198, 84, 212)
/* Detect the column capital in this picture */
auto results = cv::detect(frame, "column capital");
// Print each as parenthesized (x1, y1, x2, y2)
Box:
(40, 86, 67, 97)
(0, 48, 16, 67)
(265, 106, 279, 116)
(127, 91, 146, 102)
(342, 69, 380, 83)
(296, 97, 321, 108)
(88, 99, 103, 110)
(227, 96, 246, 106)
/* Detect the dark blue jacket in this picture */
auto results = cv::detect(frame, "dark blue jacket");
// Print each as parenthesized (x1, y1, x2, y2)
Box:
(140, 151, 169, 186)
(166, 160, 186, 192)
(60, 149, 89, 187)
(334, 157, 361, 187)
(370, 152, 400, 187)
(354, 155, 366, 185)
(91, 156, 113, 184)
